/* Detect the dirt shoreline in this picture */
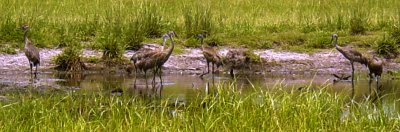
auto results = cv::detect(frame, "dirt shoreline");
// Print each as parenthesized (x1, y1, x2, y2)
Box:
(0, 45, 398, 76)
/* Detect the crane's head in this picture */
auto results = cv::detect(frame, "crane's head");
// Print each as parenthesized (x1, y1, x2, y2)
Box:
(331, 34, 338, 44)
(331, 34, 338, 40)
(21, 24, 29, 31)
(167, 31, 177, 38)
(197, 34, 204, 39)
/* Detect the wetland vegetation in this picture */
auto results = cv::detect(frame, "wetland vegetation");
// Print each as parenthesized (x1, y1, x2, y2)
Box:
(1, 0, 400, 131)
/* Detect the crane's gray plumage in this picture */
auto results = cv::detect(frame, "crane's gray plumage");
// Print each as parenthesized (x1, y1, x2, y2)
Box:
(133, 31, 176, 83)
(22, 25, 40, 76)
(199, 34, 223, 78)
(129, 34, 168, 75)
(224, 49, 251, 78)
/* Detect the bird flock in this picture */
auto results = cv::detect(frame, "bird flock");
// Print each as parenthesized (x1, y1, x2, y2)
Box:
(21, 25, 383, 90)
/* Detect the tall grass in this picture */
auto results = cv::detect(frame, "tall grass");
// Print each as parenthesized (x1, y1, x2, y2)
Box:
(0, 83, 398, 131)
(0, 0, 399, 51)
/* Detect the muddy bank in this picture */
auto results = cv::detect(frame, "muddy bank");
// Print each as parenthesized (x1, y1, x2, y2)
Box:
(0, 45, 399, 75)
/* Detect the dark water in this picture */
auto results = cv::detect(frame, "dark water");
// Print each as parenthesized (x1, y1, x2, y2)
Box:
(1, 71, 400, 117)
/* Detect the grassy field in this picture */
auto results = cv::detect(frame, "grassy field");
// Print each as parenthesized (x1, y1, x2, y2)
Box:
(0, 0, 399, 55)
(0, 83, 398, 131)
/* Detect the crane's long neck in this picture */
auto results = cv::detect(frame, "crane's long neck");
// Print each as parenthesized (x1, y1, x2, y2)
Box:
(201, 37, 206, 50)
(24, 30, 29, 47)
(333, 37, 340, 50)
(166, 36, 174, 58)
(161, 37, 167, 51)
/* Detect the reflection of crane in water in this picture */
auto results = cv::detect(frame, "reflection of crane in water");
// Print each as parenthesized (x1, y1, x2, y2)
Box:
(111, 81, 163, 99)
(22, 25, 40, 77)
(331, 34, 367, 88)
(199, 34, 223, 79)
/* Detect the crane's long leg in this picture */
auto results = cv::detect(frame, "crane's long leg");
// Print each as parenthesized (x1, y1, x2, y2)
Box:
(200, 62, 210, 78)
(368, 75, 372, 95)
(29, 63, 33, 75)
(153, 68, 158, 87)
(158, 68, 162, 85)
(230, 68, 234, 78)
(211, 63, 214, 78)
(351, 62, 355, 90)
(144, 70, 148, 89)
(35, 65, 38, 78)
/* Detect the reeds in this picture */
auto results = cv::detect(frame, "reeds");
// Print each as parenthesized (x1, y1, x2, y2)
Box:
(0, 82, 398, 131)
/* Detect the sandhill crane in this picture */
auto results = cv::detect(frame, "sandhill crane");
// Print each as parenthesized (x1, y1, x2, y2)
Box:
(134, 31, 176, 84)
(21, 25, 40, 77)
(224, 49, 251, 78)
(151, 31, 176, 83)
(198, 34, 223, 78)
(331, 34, 367, 87)
(129, 34, 168, 75)
(365, 55, 383, 92)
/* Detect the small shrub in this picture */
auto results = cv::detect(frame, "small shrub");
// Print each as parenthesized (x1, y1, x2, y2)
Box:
(0, 45, 17, 54)
(0, 16, 22, 43)
(389, 26, 400, 44)
(124, 20, 144, 50)
(183, 5, 213, 38)
(54, 42, 86, 72)
(349, 10, 367, 35)
(98, 14, 125, 61)
(244, 50, 261, 63)
(184, 37, 201, 47)
(376, 35, 398, 58)
(138, 3, 163, 38)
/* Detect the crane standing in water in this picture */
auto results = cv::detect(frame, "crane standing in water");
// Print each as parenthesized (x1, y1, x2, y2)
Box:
(129, 34, 168, 75)
(21, 25, 40, 77)
(133, 31, 176, 85)
(198, 34, 223, 79)
(364, 55, 383, 93)
(331, 34, 367, 88)
(224, 49, 251, 78)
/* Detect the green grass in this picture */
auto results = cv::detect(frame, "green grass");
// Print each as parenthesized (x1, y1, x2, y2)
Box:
(0, 82, 399, 131)
(0, 0, 399, 53)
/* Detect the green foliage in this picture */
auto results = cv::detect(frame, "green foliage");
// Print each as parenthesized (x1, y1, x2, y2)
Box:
(245, 50, 261, 63)
(389, 26, 400, 44)
(138, 3, 163, 38)
(0, 45, 17, 54)
(98, 13, 125, 60)
(183, 5, 213, 38)
(0, 16, 22, 43)
(350, 9, 367, 35)
(124, 20, 144, 50)
(0, 0, 399, 52)
(54, 41, 86, 72)
(0, 83, 399, 131)
(184, 37, 201, 47)
(375, 35, 398, 58)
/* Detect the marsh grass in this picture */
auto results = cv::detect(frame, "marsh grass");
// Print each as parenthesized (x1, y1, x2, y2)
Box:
(0, 82, 399, 131)
(0, 0, 400, 53)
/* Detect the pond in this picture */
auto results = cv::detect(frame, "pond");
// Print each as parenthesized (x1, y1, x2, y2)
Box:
(1, 71, 400, 116)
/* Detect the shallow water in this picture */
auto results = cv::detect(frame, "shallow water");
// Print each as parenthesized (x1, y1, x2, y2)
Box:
(1, 71, 400, 116)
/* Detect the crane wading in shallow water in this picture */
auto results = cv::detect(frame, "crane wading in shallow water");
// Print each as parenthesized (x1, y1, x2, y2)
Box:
(129, 34, 168, 75)
(151, 31, 176, 84)
(199, 34, 223, 79)
(364, 55, 383, 93)
(22, 25, 40, 77)
(224, 49, 251, 78)
(133, 31, 176, 85)
(331, 34, 367, 87)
